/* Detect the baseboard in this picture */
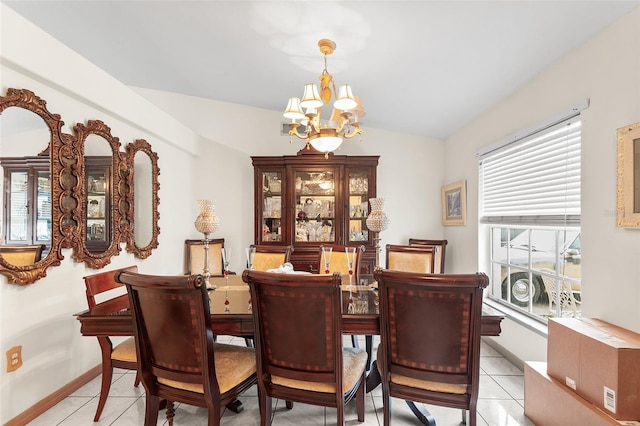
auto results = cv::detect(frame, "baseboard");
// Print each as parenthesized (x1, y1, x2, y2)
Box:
(3, 365, 101, 426)
(482, 336, 525, 371)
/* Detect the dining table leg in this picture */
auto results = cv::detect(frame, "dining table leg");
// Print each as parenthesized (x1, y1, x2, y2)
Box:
(406, 401, 436, 426)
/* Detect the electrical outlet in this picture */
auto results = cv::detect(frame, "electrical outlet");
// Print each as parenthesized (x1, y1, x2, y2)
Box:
(6, 346, 23, 372)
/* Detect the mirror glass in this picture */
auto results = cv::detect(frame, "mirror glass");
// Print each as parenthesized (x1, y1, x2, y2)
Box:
(0, 107, 51, 256)
(125, 139, 159, 259)
(0, 88, 70, 284)
(84, 134, 113, 254)
(134, 150, 153, 248)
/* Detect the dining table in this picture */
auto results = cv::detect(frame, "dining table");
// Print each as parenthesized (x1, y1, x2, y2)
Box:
(75, 274, 504, 425)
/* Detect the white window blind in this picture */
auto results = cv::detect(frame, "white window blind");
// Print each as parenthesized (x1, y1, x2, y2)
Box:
(479, 116, 581, 225)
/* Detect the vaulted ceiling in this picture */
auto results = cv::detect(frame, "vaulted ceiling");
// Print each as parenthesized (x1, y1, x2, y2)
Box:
(4, 1, 639, 139)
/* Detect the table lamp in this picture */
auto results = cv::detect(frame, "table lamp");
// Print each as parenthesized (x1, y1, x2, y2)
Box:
(194, 199, 220, 289)
(365, 198, 390, 270)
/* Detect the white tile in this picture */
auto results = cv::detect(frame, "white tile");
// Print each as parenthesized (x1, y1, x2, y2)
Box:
(481, 356, 524, 376)
(479, 375, 514, 399)
(477, 399, 535, 426)
(492, 374, 526, 400)
(27, 397, 92, 426)
(56, 396, 141, 425)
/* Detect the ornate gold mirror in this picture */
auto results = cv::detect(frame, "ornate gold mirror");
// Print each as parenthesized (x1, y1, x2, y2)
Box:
(0, 88, 79, 284)
(0, 88, 160, 283)
(616, 121, 640, 227)
(71, 120, 126, 268)
(124, 139, 160, 258)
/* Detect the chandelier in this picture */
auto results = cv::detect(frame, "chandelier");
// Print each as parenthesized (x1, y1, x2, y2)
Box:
(283, 39, 365, 158)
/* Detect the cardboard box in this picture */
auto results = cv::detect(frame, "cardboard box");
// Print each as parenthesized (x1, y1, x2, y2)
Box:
(547, 318, 640, 421)
(525, 361, 640, 426)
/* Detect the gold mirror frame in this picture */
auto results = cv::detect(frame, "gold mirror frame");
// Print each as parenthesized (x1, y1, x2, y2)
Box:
(72, 120, 126, 268)
(124, 138, 160, 258)
(1, 88, 161, 284)
(0, 88, 81, 284)
(616, 121, 640, 227)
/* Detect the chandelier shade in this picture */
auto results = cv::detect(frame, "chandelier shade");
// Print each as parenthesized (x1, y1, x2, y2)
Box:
(283, 97, 305, 120)
(284, 39, 364, 158)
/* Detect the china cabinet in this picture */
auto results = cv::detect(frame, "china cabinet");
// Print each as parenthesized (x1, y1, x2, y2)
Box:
(85, 156, 111, 253)
(252, 151, 379, 277)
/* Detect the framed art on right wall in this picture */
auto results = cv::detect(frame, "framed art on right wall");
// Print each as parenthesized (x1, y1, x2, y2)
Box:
(442, 180, 467, 226)
(616, 121, 640, 227)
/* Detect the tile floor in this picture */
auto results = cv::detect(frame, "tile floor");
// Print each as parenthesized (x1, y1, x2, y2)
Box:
(28, 337, 535, 426)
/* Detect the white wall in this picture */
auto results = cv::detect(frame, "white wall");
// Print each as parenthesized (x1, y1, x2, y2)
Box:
(443, 7, 640, 363)
(1, 5, 443, 422)
(132, 88, 446, 257)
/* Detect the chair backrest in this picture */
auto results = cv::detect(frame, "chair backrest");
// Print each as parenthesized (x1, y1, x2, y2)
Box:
(83, 265, 139, 308)
(408, 238, 448, 273)
(374, 269, 488, 409)
(0, 244, 46, 266)
(539, 268, 580, 314)
(114, 271, 221, 399)
(243, 270, 345, 395)
(386, 244, 436, 273)
(317, 244, 365, 284)
(184, 238, 224, 275)
(250, 244, 293, 271)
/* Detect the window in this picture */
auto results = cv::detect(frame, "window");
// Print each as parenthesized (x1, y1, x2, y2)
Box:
(479, 115, 582, 320)
(1, 156, 52, 246)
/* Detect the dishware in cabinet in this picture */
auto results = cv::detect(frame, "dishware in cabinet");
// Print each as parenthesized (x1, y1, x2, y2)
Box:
(259, 170, 283, 243)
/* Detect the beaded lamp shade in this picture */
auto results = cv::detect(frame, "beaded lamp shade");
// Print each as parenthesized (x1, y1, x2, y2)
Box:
(194, 200, 220, 236)
(366, 198, 390, 232)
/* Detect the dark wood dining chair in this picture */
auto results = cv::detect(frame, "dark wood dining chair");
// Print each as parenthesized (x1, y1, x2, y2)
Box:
(243, 270, 367, 426)
(408, 238, 448, 273)
(374, 269, 489, 426)
(83, 265, 141, 421)
(317, 244, 365, 285)
(184, 238, 225, 275)
(250, 244, 293, 271)
(386, 244, 437, 273)
(115, 270, 257, 426)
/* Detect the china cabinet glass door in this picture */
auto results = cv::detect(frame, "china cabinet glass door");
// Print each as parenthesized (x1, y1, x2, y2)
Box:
(294, 170, 336, 243)
(85, 159, 111, 253)
(260, 171, 283, 243)
(348, 170, 369, 243)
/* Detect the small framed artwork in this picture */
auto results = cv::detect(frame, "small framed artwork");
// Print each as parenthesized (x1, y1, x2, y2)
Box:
(616, 121, 640, 227)
(441, 180, 467, 226)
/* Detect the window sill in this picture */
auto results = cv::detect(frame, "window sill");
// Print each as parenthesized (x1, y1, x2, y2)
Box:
(484, 297, 549, 338)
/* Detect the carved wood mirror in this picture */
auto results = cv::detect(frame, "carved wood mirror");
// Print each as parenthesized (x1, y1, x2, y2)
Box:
(0, 88, 80, 284)
(0, 88, 160, 284)
(71, 120, 125, 268)
(124, 139, 160, 258)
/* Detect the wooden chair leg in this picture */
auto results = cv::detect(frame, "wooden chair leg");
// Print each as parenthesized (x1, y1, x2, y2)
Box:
(143, 394, 161, 426)
(356, 373, 365, 422)
(133, 370, 141, 387)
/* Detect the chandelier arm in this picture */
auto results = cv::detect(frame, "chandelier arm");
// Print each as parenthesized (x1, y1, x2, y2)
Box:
(342, 126, 363, 139)
(289, 127, 308, 140)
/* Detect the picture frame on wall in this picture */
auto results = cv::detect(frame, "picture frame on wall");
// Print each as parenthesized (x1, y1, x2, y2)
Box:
(616, 121, 640, 227)
(442, 180, 467, 226)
